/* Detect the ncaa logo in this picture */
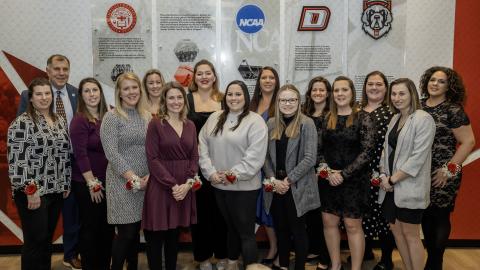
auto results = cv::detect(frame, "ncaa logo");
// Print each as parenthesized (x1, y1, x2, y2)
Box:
(236, 5, 265, 34)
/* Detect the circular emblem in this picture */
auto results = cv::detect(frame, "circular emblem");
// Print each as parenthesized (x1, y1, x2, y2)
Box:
(106, 3, 137, 34)
(236, 5, 265, 34)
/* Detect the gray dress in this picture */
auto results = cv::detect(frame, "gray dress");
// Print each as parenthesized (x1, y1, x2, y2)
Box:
(100, 109, 149, 224)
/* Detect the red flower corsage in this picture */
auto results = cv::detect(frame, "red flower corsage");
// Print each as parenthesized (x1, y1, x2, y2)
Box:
(263, 177, 276, 192)
(87, 178, 103, 192)
(24, 180, 41, 196)
(317, 163, 332, 180)
(225, 171, 237, 184)
(370, 171, 381, 187)
(126, 175, 141, 192)
(187, 175, 202, 191)
(442, 162, 461, 178)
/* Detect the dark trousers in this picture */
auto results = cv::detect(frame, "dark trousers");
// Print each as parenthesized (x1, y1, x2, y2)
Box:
(144, 229, 180, 270)
(15, 192, 63, 270)
(305, 207, 330, 265)
(62, 188, 80, 260)
(111, 222, 140, 270)
(422, 206, 452, 270)
(191, 180, 227, 262)
(215, 189, 259, 266)
(72, 181, 114, 270)
(271, 190, 308, 270)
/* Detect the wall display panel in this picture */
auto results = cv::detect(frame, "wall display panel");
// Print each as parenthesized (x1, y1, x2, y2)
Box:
(220, 0, 280, 93)
(347, 0, 407, 97)
(157, 0, 217, 88)
(92, 0, 152, 104)
(285, 0, 347, 93)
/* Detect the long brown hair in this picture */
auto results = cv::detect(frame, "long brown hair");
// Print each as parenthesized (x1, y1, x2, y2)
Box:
(212, 80, 251, 136)
(271, 84, 303, 140)
(249, 66, 280, 117)
(26, 77, 57, 124)
(188, 59, 223, 102)
(419, 66, 466, 105)
(302, 76, 331, 116)
(388, 78, 422, 114)
(77, 77, 108, 123)
(157, 81, 189, 122)
(326, 76, 358, 130)
(143, 69, 166, 101)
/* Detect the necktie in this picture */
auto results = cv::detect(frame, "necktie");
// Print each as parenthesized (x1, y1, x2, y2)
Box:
(56, 90, 66, 120)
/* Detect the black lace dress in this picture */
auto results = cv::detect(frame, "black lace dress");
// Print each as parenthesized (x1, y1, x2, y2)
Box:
(320, 111, 376, 218)
(362, 105, 393, 238)
(421, 100, 470, 210)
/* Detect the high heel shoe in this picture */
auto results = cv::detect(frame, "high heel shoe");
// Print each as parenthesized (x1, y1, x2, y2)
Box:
(315, 262, 328, 270)
(261, 252, 278, 265)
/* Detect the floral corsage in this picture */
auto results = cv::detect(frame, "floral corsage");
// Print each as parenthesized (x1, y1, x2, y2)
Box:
(370, 171, 382, 187)
(317, 163, 333, 180)
(87, 178, 103, 192)
(24, 180, 42, 196)
(187, 175, 202, 191)
(263, 177, 276, 192)
(125, 175, 141, 192)
(442, 162, 461, 178)
(225, 170, 237, 184)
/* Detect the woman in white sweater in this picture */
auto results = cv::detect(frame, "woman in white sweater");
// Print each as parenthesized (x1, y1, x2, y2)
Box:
(199, 80, 268, 270)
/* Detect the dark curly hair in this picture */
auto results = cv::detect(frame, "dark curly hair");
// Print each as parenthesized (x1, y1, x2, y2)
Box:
(419, 66, 466, 105)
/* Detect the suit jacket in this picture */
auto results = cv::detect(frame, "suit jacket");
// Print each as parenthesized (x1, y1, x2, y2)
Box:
(263, 114, 321, 217)
(378, 110, 436, 209)
(17, 83, 78, 116)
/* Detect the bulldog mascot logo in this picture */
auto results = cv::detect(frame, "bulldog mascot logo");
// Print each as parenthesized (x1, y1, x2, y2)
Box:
(361, 0, 393, 39)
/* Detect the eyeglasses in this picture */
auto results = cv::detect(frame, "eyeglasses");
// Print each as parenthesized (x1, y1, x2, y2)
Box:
(279, 98, 298, 105)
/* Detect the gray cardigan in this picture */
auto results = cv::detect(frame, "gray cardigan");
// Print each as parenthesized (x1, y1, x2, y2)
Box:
(263, 114, 321, 217)
(378, 110, 436, 209)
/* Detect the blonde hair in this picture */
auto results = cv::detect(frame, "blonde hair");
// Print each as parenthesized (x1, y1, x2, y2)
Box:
(114, 72, 151, 121)
(327, 76, 358, 130)
(271, 84, 303, 140)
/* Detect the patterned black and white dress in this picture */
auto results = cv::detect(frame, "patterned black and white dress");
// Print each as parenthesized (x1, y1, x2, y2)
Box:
(100, 109, 149, 224)
(7, 112, 71, 196)
(421, 100, 470, 210)
(362, 105, 393, 238)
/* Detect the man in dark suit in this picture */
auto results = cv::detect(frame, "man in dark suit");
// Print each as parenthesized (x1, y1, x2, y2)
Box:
(17, 54, 81, 270)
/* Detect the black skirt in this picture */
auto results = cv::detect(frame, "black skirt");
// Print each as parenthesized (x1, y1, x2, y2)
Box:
(382, 191, 424, 224)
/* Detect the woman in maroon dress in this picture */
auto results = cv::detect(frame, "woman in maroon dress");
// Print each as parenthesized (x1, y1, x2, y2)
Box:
(142, 81, 200, 270)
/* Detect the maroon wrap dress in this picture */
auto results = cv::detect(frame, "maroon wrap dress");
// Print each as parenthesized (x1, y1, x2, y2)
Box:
(142, 118, 199, 231)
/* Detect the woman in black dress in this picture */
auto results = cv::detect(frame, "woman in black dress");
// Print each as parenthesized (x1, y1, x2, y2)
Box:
(360, 71, 395, 270)
(302, 76, 331, 270)
(321, 76, 375, 270)
(187, 59, 228, 270)
(419, 67, 475, 270)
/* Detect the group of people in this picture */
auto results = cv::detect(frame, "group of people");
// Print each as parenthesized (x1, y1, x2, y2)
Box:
(7, 54, 475, 270)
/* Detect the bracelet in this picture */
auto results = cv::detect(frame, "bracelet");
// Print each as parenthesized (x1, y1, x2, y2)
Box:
(388, 178, 395, 186)
(86, 178, 103, 192)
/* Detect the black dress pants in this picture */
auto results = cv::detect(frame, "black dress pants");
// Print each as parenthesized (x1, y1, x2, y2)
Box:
(72, 181, 114, 270)
(144, 228, 180, 270)
(15, 192, 63, 270)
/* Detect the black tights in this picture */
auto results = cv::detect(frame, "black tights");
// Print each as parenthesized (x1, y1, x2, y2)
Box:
(422, 206, 451, 270)
(111, 222, 140, 270)
(144, 229, 180, 270)
(365, 231, 395, 265)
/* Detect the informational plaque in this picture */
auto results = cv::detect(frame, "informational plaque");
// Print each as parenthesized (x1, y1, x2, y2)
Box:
(157, 0, 216, 88)
(285, 0, 347, 94)
(92, 0, 152, 103)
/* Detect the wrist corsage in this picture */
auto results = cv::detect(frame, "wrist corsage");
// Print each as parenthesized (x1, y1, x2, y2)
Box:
(370, 171, 381, 187)
(442, 162, 461, 178)
(187, 175, 202, 191)
(263, 177, 276, 192)
(317, 163, 332, 180)
(87, 178, 103, 192)
(125, 175, 141, 192)
(225, 170, 237, 184)
(24, 180, 41, 196)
